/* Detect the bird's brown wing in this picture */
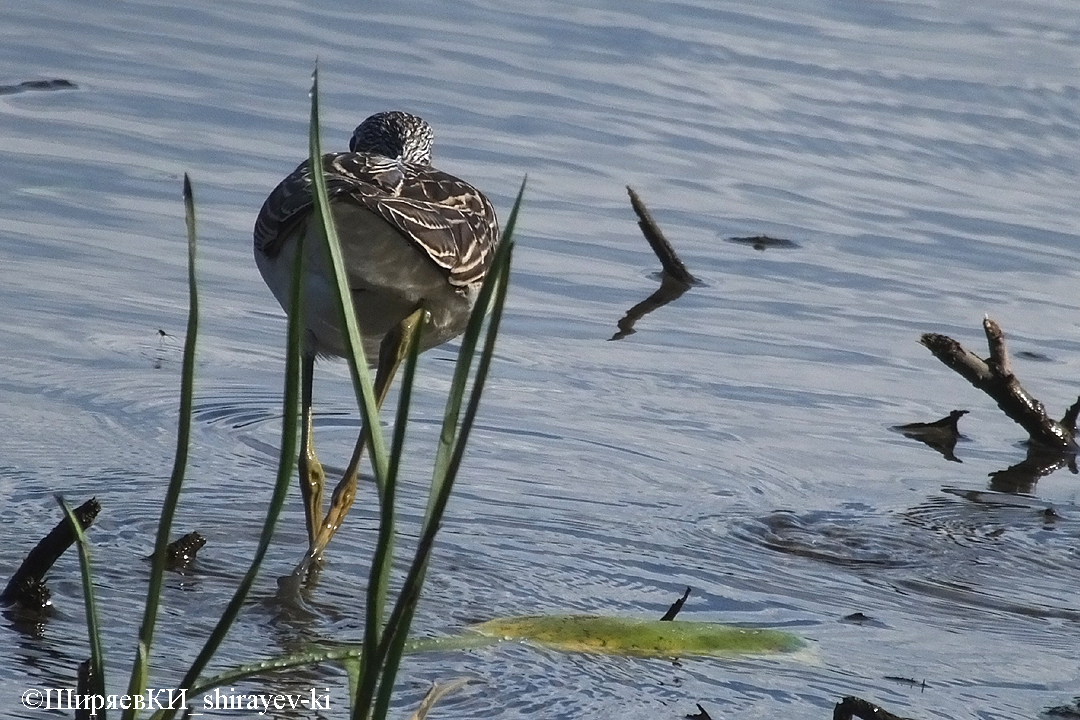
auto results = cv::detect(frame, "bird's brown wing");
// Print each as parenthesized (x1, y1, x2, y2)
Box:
(254, 153, 499, 289)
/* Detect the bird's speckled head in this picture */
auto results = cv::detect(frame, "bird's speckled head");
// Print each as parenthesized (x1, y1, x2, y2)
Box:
(349, 111, 434, 165)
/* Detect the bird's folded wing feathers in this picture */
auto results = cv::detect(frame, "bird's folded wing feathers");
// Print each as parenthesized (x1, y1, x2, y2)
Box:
(254, 153, 498, 289)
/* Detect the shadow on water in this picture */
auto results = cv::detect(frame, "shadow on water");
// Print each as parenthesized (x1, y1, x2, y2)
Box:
(738, 485, 1080, 632)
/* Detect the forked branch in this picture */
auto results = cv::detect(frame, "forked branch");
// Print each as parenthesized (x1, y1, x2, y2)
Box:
(920, 317, 1079, 450)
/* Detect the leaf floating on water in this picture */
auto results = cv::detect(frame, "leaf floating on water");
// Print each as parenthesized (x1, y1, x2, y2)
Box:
(469, 615, 804, 657)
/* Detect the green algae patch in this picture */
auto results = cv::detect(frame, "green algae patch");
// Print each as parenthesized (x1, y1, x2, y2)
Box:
(469, 615, 804, 658)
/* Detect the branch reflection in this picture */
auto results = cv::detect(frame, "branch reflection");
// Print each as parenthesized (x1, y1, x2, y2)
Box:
(610, 271, 692, 341)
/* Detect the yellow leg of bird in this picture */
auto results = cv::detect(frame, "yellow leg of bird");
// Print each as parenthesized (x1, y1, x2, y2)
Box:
(293, 309, 424, 579)
(299, 352, 325, 551)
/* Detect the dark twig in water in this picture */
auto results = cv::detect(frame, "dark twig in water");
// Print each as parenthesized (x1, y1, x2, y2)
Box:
(883, 676, 928, 690)
(892, 409, 968, 462)
(75, 659, 96, 720)
(841, 612, 873, 624)
(612, 187, 696, 340)
(833, 696, 912, 720)
(626, 186, 695, 285)
(163, 531, 206, 570)
(660, 586, 691, 621)
(685, 703, 713, 720)
(1, 498, 100, 609)
(920, 317, 1078, 449)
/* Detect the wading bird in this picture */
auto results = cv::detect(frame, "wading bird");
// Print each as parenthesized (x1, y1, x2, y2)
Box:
(253, 111, 499, 574)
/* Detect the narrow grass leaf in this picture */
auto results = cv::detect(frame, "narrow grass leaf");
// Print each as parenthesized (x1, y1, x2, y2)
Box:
(171, 180, 306, 708)
(364, 178, 524, 720)
(343, 656, 361, 708)
(58, 497, 107, 712)
(306, 64, 389, 485)
(123, 173, 200, 719)
(424, 178, 525, 521)
(372, 241, 514, 720)
(360, 308, 425, 689)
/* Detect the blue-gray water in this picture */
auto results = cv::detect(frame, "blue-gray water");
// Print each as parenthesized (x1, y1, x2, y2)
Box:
(2, 1, 1080, 718)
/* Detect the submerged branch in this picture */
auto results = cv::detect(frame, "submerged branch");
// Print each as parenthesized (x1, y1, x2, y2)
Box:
(1, 498, 100, 609)
(612, 187, 696, 340)
(626, 186, 696, 285)
(660, 587, 691, 621)
(920, 317, 1077, 450)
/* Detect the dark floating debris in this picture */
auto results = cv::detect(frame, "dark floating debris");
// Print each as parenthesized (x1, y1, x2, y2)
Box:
(892, 409, 968, 463)
(841, 611, 872, 624)
(921, 317, 1079, 450)
(0, 78, 78, 95)
(883, 676, 927, 690)
(833, 696, 912, 720)
(660, 586, 691, 621)
(894, 410, 968, 434)
(726, 234, 800, 251)
(163, 531, 206, 571)
(1044, 696, 1080, 717)
(1015, 350, 1052, 362)
(75, 659, 98, 720)
(612, 187, 697, 340)
(1, 498, 100, 610)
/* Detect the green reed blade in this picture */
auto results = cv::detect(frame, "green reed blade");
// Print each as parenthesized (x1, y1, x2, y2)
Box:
(122, 173, 200, 719)
(360, 308, 426, 687)
(58, 496, 107, 715)
(360, 179, 524, 720)
(369, 248, 513, 720)
(171, 174, 306, 705)
(373, 235, 514, 720)
(424, 178, 525, 522)
(306, 63, 389, 485)
(370, 600, 418, 720)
